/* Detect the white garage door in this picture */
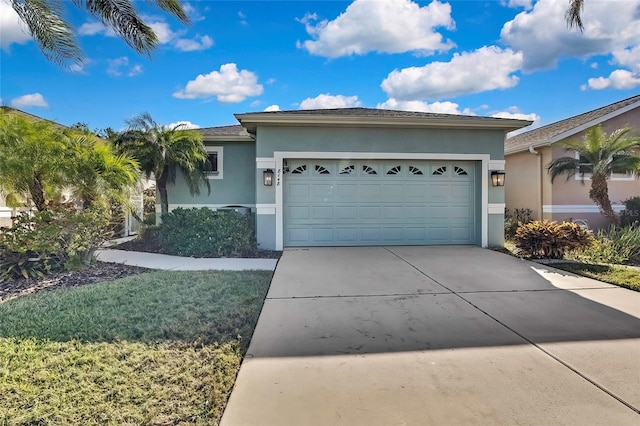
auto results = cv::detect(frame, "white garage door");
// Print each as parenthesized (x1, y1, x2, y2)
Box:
(283, 159, 476, 246)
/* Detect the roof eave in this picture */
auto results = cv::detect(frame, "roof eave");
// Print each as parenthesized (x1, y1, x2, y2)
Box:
(202, 134, 254, 142)
(235, 113, 533, 133)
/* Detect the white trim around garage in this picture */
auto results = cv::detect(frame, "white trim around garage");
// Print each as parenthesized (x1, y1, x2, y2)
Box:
(272, 151, 491, 250)
(488, 203, 506, 214)
(256, 157, 276, 169)
(543, 204, 625, 213)
(488, 160, 505, 171)
(256, 204, 276, 215)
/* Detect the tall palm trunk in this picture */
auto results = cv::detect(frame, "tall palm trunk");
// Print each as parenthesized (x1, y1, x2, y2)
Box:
(157, 173, 169, 216)
(589, 174, 618, 225)
(28, 176, 46, 211)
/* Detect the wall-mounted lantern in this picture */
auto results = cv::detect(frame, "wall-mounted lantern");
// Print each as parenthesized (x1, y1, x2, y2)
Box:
(491, 170, 506, 187)
(263, 169, 274, 186)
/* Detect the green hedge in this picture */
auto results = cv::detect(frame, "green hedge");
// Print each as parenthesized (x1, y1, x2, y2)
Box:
(159, 208, 257, 258)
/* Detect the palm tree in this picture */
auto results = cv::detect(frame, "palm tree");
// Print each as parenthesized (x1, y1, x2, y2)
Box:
(65, 129, 140, 210)
(566, 0, 585, 31)
(115, 112, 210, 216)
(0, 109, 70, 211)
(547, 125, 640, 225)
(8, 0, 189, 66)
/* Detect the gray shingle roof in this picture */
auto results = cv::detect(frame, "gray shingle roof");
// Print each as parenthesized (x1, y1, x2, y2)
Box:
(505, 94, 640, 154)
(199, 125, 247, 138)
(238, 107, 502, 121)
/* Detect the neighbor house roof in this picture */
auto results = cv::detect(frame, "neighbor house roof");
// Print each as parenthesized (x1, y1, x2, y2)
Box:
(235, 107, 532, 134)
(199, 124, 254, 142)
(505, 94, 640, 155)
(0, 106, 68, 129)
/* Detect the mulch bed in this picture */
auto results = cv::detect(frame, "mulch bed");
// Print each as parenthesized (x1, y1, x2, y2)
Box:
(0, 262, 152, 303)
(116, 237, 282, 259)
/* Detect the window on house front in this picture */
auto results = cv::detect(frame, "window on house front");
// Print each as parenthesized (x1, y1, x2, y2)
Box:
(575, 151, 634, 181)
(205, 146, 223, 179)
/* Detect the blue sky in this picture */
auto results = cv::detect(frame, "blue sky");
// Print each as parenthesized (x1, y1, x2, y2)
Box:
(1, 0, 639, 132)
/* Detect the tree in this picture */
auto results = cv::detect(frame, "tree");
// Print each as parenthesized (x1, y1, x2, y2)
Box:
(0, 109, 70, 211)
(65, 129, 140, 210)
(547, 125, 640, 225)
(566, 0, 585, 31)
(8, 0, 189, 66)
(115, 112, 210, 216)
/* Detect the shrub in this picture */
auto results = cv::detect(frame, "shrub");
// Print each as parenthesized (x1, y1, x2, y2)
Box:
(620, 196, 640, 227)
(158, 208, 256, 257)
(574, 224, 640, 265)
(0, 202, 112, 279)
(514, 220, 594, 259)
(505, 208, 533, 239)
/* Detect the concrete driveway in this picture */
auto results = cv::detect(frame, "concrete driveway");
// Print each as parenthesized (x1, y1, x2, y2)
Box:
(221, 246, 640, 425)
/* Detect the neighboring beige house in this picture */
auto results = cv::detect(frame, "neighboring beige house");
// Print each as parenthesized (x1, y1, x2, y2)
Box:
(505, 94, 640, 229)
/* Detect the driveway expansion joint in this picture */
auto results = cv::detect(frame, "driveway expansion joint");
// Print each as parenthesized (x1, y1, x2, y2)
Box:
(383, 247, 640, 415)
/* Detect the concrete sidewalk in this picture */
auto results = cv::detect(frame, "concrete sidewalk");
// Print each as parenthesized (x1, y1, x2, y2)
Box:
(221, 246, 640, 425)
(95, 249, 278, 271)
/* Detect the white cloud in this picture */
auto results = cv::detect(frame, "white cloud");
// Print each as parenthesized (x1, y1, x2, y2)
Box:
(183, 3, 205, 22)
(586, 70, 640, 90)
(264, 105, 281, 112)
(173, 63, 264, 102)
(107, 57, 142, 77)
(377, 98, 474, 115)
(501, 0, 640, 71)
(491, 107, 540, 122)
(10, 93, 48, 108)
(299, 94, 361, 109)
(0, 2, 31, 50)
(298, 0, 455, 58)
(174, 35, 213, 51)
(500, 0, 533, 9)
(583, 46, 640, 90)
(381, 46, 523, 100)
(167, 120, 200, 129)
(147, 20, 177, 44)
(78, 21, 117, 37)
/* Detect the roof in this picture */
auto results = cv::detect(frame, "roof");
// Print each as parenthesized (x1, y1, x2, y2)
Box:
(235, 107, 532, 134)
(199, 124, 253, 142)
(505, 94, 640, 154)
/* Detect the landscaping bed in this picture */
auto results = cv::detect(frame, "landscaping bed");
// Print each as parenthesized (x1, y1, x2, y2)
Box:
(0, 262, 151, 303)
(541, 262, 640, 292)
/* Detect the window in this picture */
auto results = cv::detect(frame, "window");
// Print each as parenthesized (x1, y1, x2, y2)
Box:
(575, 151, 634, 181)
(205, 146, 223, 179)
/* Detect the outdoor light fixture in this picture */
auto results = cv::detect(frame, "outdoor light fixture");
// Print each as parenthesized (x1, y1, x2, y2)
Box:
(263, 169, 274, 186)
(491, 170, 506, 187)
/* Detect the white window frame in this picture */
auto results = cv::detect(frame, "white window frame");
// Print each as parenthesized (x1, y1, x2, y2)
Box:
(573, 151, 635, 181)
(205, 146, 223, 180)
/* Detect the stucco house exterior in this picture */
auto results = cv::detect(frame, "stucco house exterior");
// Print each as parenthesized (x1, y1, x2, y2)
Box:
(167, 108, 530, 250)
(505, 95, 640, 229)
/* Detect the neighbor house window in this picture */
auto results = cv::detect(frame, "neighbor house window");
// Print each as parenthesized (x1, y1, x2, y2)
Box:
(574, 151, 634, 181)
(205, 146, 223, 179)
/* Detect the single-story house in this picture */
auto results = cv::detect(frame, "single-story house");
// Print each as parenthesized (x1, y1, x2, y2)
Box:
(505, 94, 640, 229)
(168, 108, 531, 250)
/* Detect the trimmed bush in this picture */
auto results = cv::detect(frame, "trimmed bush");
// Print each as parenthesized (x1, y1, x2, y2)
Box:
(621, 196, 640, 227)
(514, 220, 594, 259)
(505, 208, 533, 239)
(159, 208, 256, 257)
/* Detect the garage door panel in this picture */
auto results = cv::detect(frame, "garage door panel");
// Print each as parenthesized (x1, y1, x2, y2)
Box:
(284, 160, 476, 246)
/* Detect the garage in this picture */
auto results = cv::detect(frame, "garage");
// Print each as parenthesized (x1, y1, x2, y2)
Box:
(283, 159, 477, 246)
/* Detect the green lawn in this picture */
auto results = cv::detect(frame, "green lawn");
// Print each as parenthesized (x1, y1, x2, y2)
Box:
(547, 263, 640, 292)
(0, 270, 272, 425)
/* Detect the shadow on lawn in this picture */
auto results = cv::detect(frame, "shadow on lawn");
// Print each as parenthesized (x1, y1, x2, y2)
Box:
(0, 269, 273, 351)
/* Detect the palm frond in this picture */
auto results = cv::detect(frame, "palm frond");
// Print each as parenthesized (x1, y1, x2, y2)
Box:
(11, 0, 82, 65)
(152, 0, 189, 24)
(547, 156, 580, 182)
(565, 0, 584, 31)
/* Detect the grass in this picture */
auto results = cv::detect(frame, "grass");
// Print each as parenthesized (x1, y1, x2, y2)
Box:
(0, 270, 272, 425)
(546, 263, 640, 292)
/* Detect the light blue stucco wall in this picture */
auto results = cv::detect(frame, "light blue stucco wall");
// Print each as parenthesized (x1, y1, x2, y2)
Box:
(254, 125, 507, 249)
(166, 141, 256, 207)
